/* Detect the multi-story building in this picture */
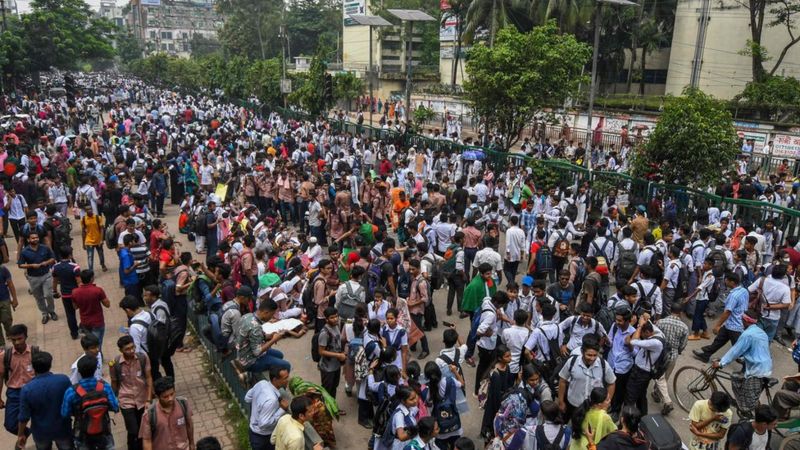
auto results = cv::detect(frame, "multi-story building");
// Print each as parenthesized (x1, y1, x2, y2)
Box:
(127, 0, 222, 58)
(342, 1, 440, 101)
(99, 1, 126, 28)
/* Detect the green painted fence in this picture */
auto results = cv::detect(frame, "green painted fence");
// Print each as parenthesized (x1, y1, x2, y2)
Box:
(328, 120, 800, 239)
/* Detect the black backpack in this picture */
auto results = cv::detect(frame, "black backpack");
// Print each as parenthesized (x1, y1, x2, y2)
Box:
(49, 216, 73, 248)
(708, 248, 727, 278)
(646, 336, 671, 380)
(535, 424, 566, 450)
(131, 309, 170, 361)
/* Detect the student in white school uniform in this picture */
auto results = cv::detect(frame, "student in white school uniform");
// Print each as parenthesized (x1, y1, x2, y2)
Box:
(502, 309, 531, 376)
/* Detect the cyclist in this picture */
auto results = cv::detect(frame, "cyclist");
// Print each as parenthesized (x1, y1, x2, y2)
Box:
(711, 308, 772, 418)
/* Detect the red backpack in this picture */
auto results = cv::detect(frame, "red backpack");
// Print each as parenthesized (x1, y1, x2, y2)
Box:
(75, 381, 111, 438)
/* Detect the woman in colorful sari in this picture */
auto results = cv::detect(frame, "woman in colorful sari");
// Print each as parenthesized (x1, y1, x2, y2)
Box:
(182, 160, 198, 196)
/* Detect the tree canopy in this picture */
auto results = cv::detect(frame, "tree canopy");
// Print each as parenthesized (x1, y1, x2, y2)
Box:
(464, 23, 590, 150)
(631, 88, 739, 187)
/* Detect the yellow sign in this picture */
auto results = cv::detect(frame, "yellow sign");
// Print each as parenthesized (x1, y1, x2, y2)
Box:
(215, 183, 228, 200)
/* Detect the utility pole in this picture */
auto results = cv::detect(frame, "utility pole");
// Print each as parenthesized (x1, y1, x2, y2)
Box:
(689, 0, 711, 89)
(281, 0, 287, 108)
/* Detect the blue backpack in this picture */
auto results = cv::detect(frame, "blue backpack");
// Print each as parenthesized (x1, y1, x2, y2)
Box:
(434, 377, 461, 434)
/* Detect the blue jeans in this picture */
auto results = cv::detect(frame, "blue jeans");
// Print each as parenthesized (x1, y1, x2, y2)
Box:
(760, 318, 779, 341)
(85, 245, 105, 272)
(280, 201, 296, 226)
(35, 436, 73, 450)
(249, 430, 274, 450)
(81, 326, 106, 348)
(208, 312, 228, 352)
(692, 300, 708, 332)
(246, 349, 291, 373)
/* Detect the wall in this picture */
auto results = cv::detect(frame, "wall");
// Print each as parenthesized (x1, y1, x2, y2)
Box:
(666, 0, 800, 99)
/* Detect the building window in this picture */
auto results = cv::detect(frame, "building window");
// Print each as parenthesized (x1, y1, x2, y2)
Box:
(168, 43, 175, 51)
(150, 30, 156, 39)
(161, 43, 167, 50)
(182, 32, 188, 39)
(160, 31, 173, 40)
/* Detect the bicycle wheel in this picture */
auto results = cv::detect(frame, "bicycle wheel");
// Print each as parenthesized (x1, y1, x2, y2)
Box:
(673, 366, 717, 413)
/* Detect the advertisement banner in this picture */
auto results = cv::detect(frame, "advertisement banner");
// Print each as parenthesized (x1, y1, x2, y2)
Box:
(343, 0, 365, 26)
(736, 130, 767, 153)
(773, 134, 800, 159)
(440, 18, 457, 41)
(141, 0, 161, 6)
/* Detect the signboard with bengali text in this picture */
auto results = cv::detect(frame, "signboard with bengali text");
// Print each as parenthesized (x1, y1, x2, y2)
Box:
(343, 0, 366, 26)
(772, 134, 800, 158)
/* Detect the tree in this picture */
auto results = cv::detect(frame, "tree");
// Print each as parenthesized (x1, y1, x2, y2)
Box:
(636, 17, 669, 95)
(734, 75, 800, 122)
(190, 34, 221, 58)
(289, 46, 330, 116)
(464, 23, 590, 150)
(217, 0, 283, 59)
(245, 58, 284, 107)
(741, 0, 800, 82)
(333, 72, 364, 111)
(631, 88, 739, 187)
(443, 0, 469, 86)
(20, 0, 116, 72)
(115, 28, 142, 63)
(285, 0, 341, 59)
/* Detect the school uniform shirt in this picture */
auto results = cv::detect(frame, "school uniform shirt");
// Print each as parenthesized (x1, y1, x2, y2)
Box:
(588, 237, 616, 265)
(663, 259, 681, 289)
(631, 337, 664, 371)
(472, 247, 503, 273)
(382, 325, 408, 369)
(476, 298, 499, 350)
(524, 321, 562, 362)
(504, 226, 527, 262)
(607, 324, 635, 374)
(558, 355, 616, 408)
(632, 279, 663, 317)
(748, 276, 791, 321)
(697, 271, 716, 302)
(245, 380, 285, 436)
(69, 352, 103, 385)
(559, 317, 607, 351)
(502, 325, 530, 373)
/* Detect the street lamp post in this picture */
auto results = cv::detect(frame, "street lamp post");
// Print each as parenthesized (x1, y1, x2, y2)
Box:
(349, 14, 392, 127)
(387, 9, 435, 124)
(585, 0, 638, 169)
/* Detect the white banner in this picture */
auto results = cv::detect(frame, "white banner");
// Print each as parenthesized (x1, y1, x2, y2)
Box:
(141, 0, 161, 6)
(343, 0, 366, 26)
(773, 134, 800, 159)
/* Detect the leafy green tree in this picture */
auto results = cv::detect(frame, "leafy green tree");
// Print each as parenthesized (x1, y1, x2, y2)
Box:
(333, 72, 364, 111)
(631, 88, 739, 187)
(217, 0, 282, 59)
(20, 0, 116, 72)
(734, 75, 800, 122)
(412, 105, 436, 131)
(464, 23, 590, 150)
(290, 47, 330, 116)
(741, 0, 800, 82)
(190, 34, 221, 58)
(443, 0, 469, 86)
(115, 28, 143, 63)
(245, 58, 283, 107)
(285, 0, 341, 59)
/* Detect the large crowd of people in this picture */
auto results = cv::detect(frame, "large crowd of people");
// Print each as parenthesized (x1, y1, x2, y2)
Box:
(0, 72, 796, 450)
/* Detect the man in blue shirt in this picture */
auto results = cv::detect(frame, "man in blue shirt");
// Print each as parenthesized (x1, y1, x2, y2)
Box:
(693, 272, 749, 363)
(17, 351, 72, 450)
(61, 354, 120, 449)
(607, 306, 635, 417)
(17, 232, 56, 324)
(118, 234, 141, 299)
(712, 308, 772, 417)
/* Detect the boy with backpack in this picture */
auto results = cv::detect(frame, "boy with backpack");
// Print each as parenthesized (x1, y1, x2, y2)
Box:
(142, 284, 173, 381)
(60, 354, 119, 449)
(139, 376, 194, 450)
(317, 307, 346, 400)
(111, 335, 152, 450)
(69, 334, 104, 385)
(623, 316, 665, 416)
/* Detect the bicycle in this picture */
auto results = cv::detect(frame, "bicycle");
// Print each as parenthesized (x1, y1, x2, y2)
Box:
(673, 364, 779, 418)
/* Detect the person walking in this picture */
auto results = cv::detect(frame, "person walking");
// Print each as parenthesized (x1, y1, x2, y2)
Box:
(81, 204, 107, 272)
(652, 302, 689, 415)
(71, 269, 111, 348)
(693, 272, 750, 363)
(52, 246, 81, 339)
(140, 376, 195, 450)
(317, 307, 345, 399)
(60, 354, 119, 449)
(110, 335, 153, 450)
(17, 351, 72, 450)
(17, 231, 57, 324)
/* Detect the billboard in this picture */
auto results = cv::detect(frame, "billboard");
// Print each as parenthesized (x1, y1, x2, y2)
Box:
(440, 18, 457, 41)
(773, 134, 800, 159)
(343, 0, 366, 26)
(141, 0, 161, 6)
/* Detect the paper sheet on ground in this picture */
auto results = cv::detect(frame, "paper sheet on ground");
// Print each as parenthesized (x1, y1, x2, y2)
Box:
(262, 318, 304, 335)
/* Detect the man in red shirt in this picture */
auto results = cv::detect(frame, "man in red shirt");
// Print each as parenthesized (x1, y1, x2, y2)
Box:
(71, 269, 111, 347)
